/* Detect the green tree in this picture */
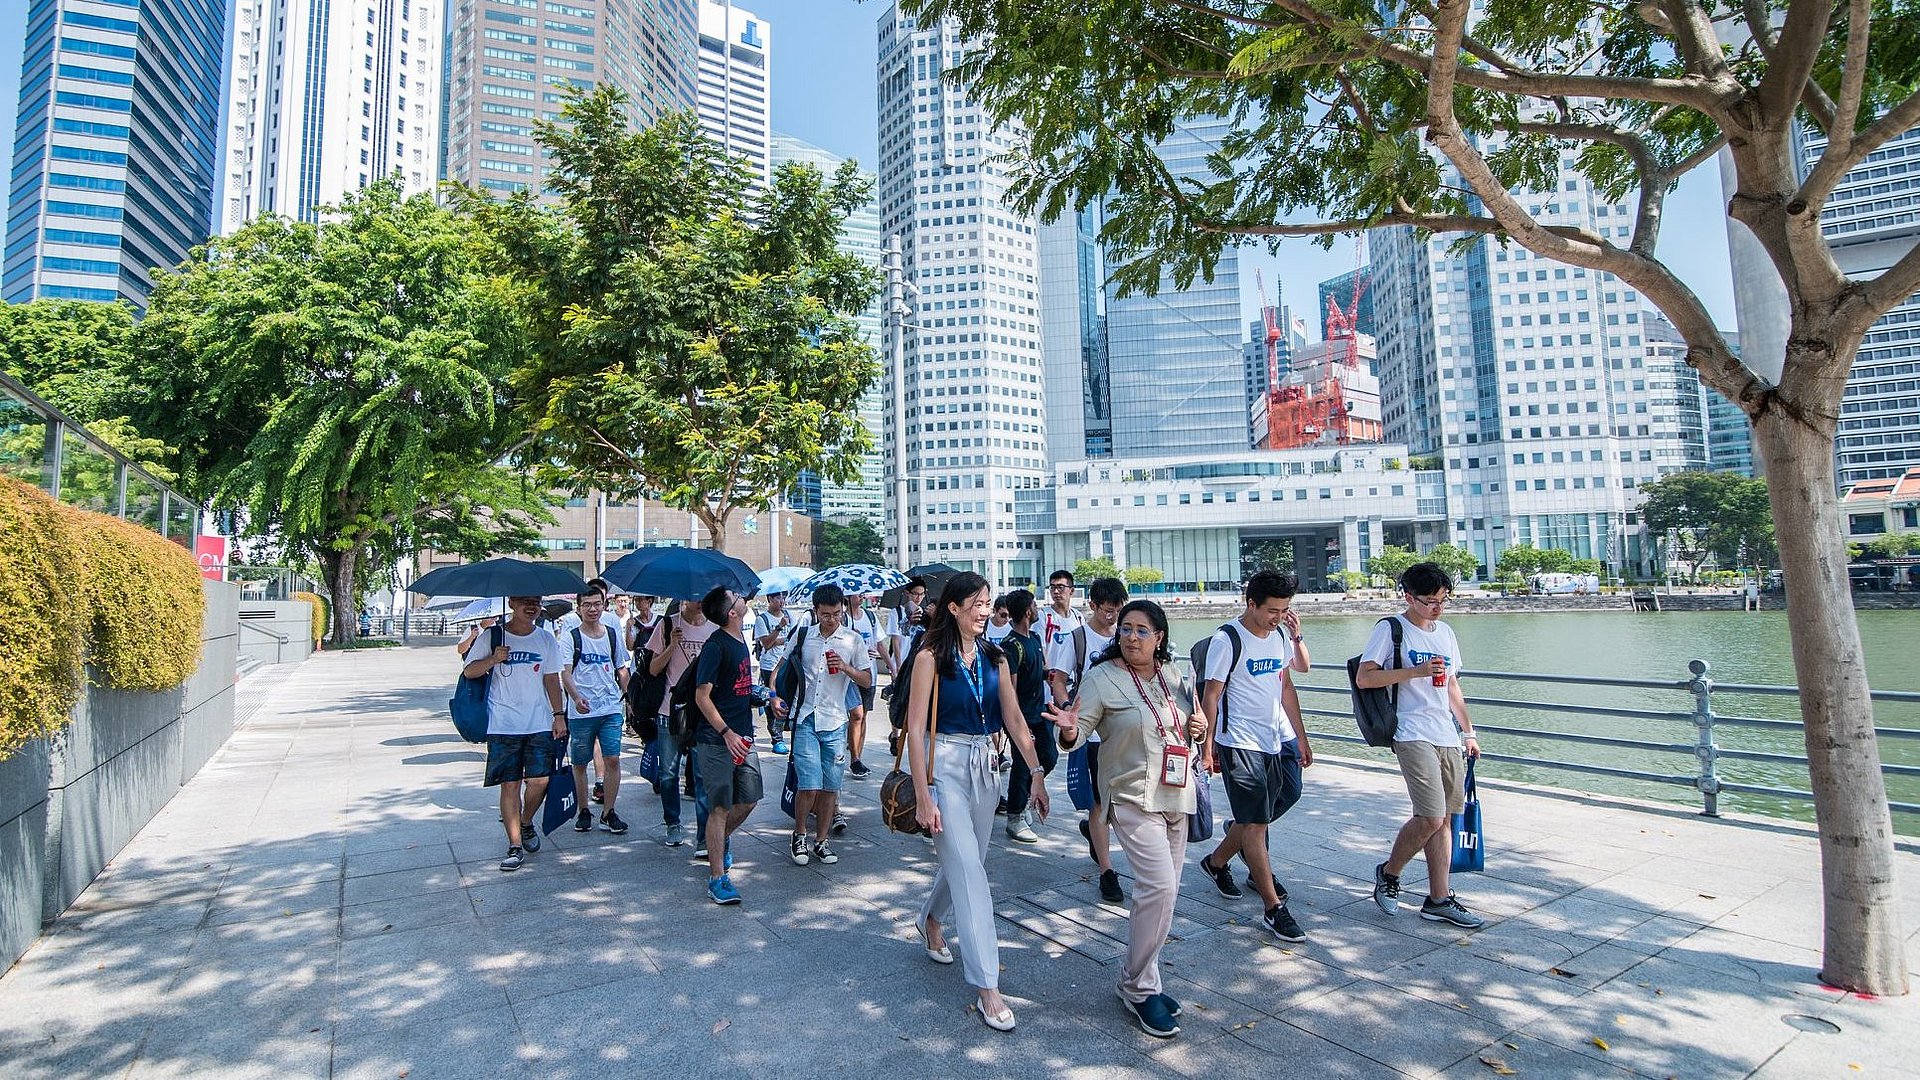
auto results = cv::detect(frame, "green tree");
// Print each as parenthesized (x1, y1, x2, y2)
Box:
(1496, 543, 1549, 579)
(1641, 471, 1773, 576)
(1424, 543, 1481, 586)
(1364, 544, 1419, 584)
(1123, 565, 1165, 588)
(1073, 556, 1120, 582)
(1568, 558, 1605, 578)
(910, 0, 1917, 993)
(816, 516, 885, 568)
(1710, 476, 1778, 571)
(475, 90, 881, 552)
(128, 180, 553, 644)
(0, 299, 178, 480)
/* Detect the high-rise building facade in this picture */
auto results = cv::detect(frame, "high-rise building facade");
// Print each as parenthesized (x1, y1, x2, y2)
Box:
(442, 0, 698, 196)
(696, 0, 769, 190)
(5, 0, 225, 307)
(1371, 153, 1694, 576)
(220, 0, 443, 232)
(1243, 310, 1309, 447)
(876, 4, 1049, 584)
(1038, 116, 1245, 461)
(771, 132, 885, 529)
(1704, 331, 1756, 476)
(1318, 266, 1375, 342)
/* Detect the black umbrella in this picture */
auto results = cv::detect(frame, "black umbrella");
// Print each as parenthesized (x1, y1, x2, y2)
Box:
(601, 545, 761, 601)
(881, 562, 963, 609)
(411, 558, 589, 598)
(541, 599, 574, 623)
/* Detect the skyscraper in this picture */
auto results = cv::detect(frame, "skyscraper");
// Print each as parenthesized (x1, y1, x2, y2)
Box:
(1371, 152, 1693, 576)
(1704, 331, 1755, 476)
(5, 0, 225, 307)
(1243, 310, 1308, 447)
(1038, 116, 1245, 460)
(1318, 266, 1375, 341)
(772, 132, 884, 529)
(220, 0, 443, 231)
(696, 0, 770, 190)
(1727, 125, 1920, 489)
(442, 0, 698, 196)
(877, 4, 1049, 584)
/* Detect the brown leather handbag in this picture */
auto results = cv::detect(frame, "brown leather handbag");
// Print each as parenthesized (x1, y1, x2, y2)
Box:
(880, 666, 939, 835)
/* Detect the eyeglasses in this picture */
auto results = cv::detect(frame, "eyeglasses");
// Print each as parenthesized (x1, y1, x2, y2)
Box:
(1409, 593, 1450, 607)
(1114, 625, 1158, 638)
(1049, 584, 1071, 591)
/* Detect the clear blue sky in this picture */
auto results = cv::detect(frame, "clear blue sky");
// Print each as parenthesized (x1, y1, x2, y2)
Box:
(0, 0, 1735, 332)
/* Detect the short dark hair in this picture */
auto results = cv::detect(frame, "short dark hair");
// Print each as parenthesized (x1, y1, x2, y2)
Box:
(1401, 562, 1454, 597)
(906, 575, 928, 591)
(1049, 569, 1074, 585)
(700, 586, 735, 625)
(1004, 588, 1035, 625)
(811, 583, 847, 609)
(585, 577, 611, 596)
(1245, 570, 1299, 606)
(1088, 576, 1128, 607)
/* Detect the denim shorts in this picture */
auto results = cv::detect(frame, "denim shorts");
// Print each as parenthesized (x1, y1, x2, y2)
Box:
(567, 713, 623, 760)
(485, 733, 556, 787)
(791, 718, 848, 792)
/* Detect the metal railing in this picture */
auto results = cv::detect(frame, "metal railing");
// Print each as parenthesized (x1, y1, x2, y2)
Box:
(0, 371, 202, 543)
(1285, 660, 1920, 821)
(216, 564, 320, 601)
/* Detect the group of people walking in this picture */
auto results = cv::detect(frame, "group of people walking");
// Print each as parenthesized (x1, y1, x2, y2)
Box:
(454, 561, 1486, 1039)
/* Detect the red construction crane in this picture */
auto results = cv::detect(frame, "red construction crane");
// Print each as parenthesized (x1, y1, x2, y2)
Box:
(1256, 269, 1281, 397)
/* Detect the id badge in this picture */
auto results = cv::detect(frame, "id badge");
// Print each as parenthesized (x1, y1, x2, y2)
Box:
(1161, 744, 1191, 788)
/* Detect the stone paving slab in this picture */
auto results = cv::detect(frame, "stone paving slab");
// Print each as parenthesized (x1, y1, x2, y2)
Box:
(0, 643, 1915, 1078)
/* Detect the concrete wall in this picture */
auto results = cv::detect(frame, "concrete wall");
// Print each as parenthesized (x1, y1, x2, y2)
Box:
(238, 599, 314, 666)
(0, 580, 239, 973)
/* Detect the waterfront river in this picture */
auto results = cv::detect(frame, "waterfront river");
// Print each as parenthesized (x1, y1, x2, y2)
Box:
(1166, 609, 1920, 834)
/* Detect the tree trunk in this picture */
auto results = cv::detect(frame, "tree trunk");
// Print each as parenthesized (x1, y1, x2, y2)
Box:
(697, 506, 730, 553)
(320, 548, 359, 650)
(1752, 401, 1909, 996)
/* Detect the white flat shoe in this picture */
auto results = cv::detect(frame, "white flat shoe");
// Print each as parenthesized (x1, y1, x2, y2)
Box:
(974, 1002, 1016, 1032)
(917, 918, 954, 965)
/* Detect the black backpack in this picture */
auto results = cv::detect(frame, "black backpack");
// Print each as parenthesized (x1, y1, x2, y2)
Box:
(1347, 616, 1405, 747)
(772, 625, 812, 716)
(666, 645, 706, 741)
(887, 636, 926, 732)
(1186, 621, 1244, 734)
(625, 616, 670, 729)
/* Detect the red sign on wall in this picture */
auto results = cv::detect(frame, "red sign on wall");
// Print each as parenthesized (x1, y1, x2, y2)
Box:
(195, 535, 228, 581)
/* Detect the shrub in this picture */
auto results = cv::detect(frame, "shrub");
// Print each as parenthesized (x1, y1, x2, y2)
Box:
(293, 591, 327, 644)
(0, 480, 86, 758)
(0, 477, 206, 759)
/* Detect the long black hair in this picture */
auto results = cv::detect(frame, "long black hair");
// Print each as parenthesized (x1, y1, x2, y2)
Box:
(1090, 599, 1174, 667)
(920, 571, 1004, 678)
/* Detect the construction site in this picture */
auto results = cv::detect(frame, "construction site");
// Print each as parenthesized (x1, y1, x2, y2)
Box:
(1249, 264, 1385, 451)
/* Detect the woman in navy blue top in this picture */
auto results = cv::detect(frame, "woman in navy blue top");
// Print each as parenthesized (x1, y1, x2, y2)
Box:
(906, 572, 1055, 1032)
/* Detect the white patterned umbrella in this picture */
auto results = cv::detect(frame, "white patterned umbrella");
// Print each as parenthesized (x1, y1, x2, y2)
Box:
(791, 564, 909, 600)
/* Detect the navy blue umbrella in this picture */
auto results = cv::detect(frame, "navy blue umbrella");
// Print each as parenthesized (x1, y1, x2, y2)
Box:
(601, 546, 761, 601)
(411, 558, 588, 598)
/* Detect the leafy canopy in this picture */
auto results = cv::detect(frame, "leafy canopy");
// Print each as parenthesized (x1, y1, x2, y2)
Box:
(128, 179, 551, 633)
(1640, 470, 1775, 570)
(816, 517, 886, 568)
(473, 89, 882, 548)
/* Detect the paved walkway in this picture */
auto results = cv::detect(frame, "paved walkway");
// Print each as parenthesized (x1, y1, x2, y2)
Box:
(2, 644, 1916, 1079)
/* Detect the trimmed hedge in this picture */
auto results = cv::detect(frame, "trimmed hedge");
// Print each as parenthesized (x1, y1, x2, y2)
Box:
(292, 590, 327, 645)
(0, 477, 206, 759)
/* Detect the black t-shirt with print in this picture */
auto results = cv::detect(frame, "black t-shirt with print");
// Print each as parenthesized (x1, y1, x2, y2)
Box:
(693, 631, 755, 744)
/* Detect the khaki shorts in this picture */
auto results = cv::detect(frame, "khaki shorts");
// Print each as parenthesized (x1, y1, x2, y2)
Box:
(1393, 740, 1465, 818)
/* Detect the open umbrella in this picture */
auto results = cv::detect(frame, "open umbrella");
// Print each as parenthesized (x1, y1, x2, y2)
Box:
(421, 594, 487, 612)
(791, 564, 908, 600)
(882, 562, 962, 608)
(601, 546, 760, 601)
(411, 558, 589, 599)
(450, 597, 507, 623)
(755, 565, 816, 595)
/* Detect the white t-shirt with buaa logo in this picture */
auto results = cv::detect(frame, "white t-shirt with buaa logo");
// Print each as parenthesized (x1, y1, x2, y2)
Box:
(465, 626, 564, 737)
(1360, 615, 1463, 748)
(1203, 622, 1297, 753)
(562, 623, 630, 719)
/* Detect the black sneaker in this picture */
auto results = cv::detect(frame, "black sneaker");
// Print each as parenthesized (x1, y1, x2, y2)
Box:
(1150, 992, 1182, 1017)
(1200, 855, 1242, 899)
(591, 781, 604, 804)
(832, 812, 848, 835)
(1420, 893, 1485, 929)
(694, 840, 709, 859)
(1120, 993, 1179, 1038)
(1246, 874, 1288, 903)
(1099, 869, 1125, 904)
(574, 808, 593, 833)
(811, 840, 839, 865)
(520, 826, 540, 853)
(1264, 902, 1307, 942)
(849, 759, 871, 779)
(789, 834, 810, 866)
(1372, 862, 1401, 916)
(499, 846, 523, 872)
(600, 811, 628, 836)
(995, 797, 1008, 816)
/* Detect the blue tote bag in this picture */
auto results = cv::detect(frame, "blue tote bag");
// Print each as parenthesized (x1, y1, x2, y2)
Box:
(449, 625, 504, 743)
(1450, 756, 1484, 873)
(1064, 745, 1094, 812)
(541, 735, 579, 836)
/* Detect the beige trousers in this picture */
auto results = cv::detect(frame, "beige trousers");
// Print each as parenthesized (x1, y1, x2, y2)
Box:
(1108, 801, 1188, 1002)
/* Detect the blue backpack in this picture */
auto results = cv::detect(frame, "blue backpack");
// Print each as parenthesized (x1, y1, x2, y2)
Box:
(450, 624, 505, 743)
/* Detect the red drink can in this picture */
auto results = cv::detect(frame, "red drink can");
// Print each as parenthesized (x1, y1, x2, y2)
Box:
(732, 736, 750, 765)
(1431, 656, 1449, 687)
(825, 649, 841, 674)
